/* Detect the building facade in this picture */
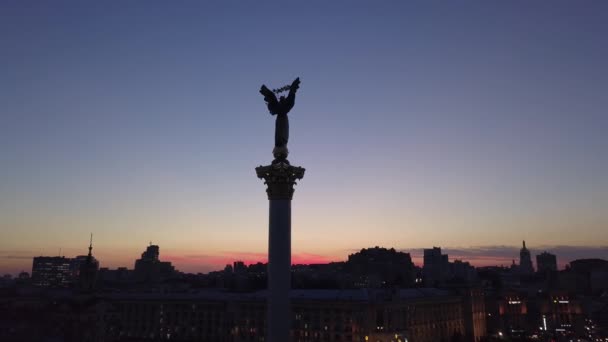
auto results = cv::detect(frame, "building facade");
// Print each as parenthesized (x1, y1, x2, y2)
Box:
(2, 288, 480, 342)
(31, 256, 72, 288)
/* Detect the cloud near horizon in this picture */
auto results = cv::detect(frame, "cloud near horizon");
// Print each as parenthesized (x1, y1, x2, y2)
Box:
(404, 245, 608, 268)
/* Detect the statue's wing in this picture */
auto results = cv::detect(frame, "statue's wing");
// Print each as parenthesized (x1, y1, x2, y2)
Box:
(260, 85, 277, 104)
(260, 85, 280, 115)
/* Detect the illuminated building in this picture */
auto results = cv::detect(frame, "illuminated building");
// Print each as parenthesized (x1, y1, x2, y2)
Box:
(537, 293, 583, 335)
(31, 256, 72, 288)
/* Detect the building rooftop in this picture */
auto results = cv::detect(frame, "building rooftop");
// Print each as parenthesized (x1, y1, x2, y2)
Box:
(99, 288, 451, 302)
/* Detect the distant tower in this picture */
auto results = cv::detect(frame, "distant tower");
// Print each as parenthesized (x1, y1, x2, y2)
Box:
(519, 240, 534, 275)
(79, 233, 99, 292)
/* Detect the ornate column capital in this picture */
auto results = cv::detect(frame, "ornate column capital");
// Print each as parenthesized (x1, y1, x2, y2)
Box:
(256, 161, 305, 200)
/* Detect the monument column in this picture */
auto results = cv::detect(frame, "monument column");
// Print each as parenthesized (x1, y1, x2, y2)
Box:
(256, 77, 303, 342)
(256, 161, 305, 342)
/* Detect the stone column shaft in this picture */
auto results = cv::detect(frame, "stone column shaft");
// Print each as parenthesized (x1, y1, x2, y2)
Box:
(268, 199, 291, 342)
(256, 161, 304, 342)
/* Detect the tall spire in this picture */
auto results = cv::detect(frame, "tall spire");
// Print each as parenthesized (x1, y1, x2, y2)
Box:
(88, 233, 93, 257)
(79, 233, 98, 293)
(522, 240, 526, 249)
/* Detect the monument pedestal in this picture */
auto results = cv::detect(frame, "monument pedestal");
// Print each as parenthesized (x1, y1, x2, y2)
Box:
(256, 160, 305, 342)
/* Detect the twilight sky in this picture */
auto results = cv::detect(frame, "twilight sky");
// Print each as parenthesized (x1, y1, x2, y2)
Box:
(1, 1, 607, 274)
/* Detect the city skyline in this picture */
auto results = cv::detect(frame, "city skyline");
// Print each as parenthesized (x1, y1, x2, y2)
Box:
(2, 2, 607, 275)
(3, 239, 607, 276)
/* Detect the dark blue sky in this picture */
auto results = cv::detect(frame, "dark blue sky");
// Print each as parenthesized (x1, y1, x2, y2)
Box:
(1, 1, 607, 273)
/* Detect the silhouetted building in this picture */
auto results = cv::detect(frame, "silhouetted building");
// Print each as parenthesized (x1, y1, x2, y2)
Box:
(569, 258, 608, 274)
(0, 274, 13, 288)
(98, 267, 134, 287)
(233, 261, 247, 274)
(566, 258, 608, 294)
(518, 240, 534, 275)
(347, 247, 415, 288)
(536, 251, 557, 274)
(451, 259, 477, 284)
(31, 256, 72, 288)
(78, 235, 99, 292)
(12, 271, 30, 287)
(423, 247, 450, 286)
(133, 244, 175, 283)
(422, 248, 478, 287)
(291, 262, 349, 289)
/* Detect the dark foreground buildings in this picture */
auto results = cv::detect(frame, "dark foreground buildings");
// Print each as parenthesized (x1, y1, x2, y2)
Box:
(3, 243, 608, 341)
(0, 287, 484, 342)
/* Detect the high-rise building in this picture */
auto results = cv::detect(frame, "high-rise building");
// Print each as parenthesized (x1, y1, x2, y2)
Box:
(519, 240, 534, 275)
(536, 251, 557, 274)
(423, 247, 450, 286)
(134, 244, 175, 283)
(31, 256, 72, 287)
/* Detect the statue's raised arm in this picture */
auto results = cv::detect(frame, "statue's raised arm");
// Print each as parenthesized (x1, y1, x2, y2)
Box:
(286, 77, 300, 105)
